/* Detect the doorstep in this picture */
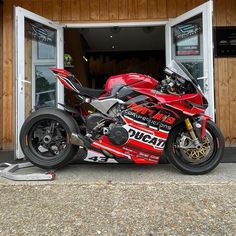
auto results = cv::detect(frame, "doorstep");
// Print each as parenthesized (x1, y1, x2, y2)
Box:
(0, 147, 235, 164)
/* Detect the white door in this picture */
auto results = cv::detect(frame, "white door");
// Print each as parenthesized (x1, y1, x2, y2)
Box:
(166, 1, 214, 119)
(15, 7, 64, 159)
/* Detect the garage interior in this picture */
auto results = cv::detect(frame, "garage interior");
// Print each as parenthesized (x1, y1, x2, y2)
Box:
(64, 26, 166, 94)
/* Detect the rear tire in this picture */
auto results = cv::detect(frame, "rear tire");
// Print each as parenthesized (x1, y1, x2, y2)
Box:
(20, 108, 79, 169)
(165, 120, 225, 175)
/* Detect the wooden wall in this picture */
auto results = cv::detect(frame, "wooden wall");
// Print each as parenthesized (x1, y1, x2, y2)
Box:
(88, 53, 165, 78)
(214, 0, 236, 146)
(0, 3, 3, 150)
(1, 0, 236, 149)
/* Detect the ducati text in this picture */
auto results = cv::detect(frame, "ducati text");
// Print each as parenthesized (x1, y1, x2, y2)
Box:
(126, 126, 166, 149)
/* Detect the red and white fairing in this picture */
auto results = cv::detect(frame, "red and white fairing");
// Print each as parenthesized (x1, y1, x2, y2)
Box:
(51, 67, 209, 164)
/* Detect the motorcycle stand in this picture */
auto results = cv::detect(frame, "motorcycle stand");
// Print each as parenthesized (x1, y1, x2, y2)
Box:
(0, 162, 55, 181)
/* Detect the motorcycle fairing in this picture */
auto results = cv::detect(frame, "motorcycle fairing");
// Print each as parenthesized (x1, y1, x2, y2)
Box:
(105, 73, 158, 92)
(50, 68, 104, 97)
(84, 150, 119, 163)
(50, 68, 211, 165)
(51, 68, 82, 93)
(88, 100, 180, 164)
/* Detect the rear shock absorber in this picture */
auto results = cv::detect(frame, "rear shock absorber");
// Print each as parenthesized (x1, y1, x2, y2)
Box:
(184, 118, 201, 148)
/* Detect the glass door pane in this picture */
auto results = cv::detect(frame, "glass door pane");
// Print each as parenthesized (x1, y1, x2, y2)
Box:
(171, 14, 204, 91)
(35, 65, 57, 107)
(25, 18, 57, 116)
(15, 7, 63, 159)
(166, 2, 214, 119)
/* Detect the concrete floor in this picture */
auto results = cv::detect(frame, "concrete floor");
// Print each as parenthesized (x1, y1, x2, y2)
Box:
(0, 163, 235, 235)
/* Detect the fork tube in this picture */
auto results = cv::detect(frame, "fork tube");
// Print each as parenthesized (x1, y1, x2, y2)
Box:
(184, 118, 200, 147)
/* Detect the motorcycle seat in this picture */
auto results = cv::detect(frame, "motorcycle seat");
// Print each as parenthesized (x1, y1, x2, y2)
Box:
(77, 86, 106, 98)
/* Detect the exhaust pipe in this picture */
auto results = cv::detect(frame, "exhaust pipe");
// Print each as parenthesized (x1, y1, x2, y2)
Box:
(70, 133, 91, 147)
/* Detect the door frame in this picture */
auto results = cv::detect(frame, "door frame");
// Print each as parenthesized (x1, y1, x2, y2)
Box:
(65, 21, 167, 28)
(15, 7, 64, 159)
(165, 1, 214, 120)
(14, 2, 214, 158)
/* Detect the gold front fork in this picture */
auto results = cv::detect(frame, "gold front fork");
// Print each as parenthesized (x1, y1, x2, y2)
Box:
(184, 118, 201, 148)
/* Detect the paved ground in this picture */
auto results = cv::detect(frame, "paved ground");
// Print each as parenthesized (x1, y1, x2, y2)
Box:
(0, 163, 235, 236)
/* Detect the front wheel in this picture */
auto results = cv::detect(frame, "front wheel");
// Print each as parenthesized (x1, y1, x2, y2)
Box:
(165, 120, 225, 175)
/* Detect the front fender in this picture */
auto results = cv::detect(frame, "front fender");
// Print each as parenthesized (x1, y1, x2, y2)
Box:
(194, 115, 212, 139)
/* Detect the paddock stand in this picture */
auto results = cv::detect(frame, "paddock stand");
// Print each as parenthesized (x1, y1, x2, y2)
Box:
(0, 162, 55, 181)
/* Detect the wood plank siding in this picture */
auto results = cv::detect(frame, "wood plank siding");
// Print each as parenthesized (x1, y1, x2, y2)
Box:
(214, 0, 236, 146)
(0, 3, 3, 149)
(0, 0, 235, 149)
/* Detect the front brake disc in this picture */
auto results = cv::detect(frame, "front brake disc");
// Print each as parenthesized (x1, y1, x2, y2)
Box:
(178, 130, 214, 164)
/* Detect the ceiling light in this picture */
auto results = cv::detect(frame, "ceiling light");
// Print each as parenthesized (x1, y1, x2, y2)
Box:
(83, 56, 88, 62)
(110, 35, 113, 38)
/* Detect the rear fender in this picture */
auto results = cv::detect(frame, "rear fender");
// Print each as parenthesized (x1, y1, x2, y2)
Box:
(58, 103, 86, 125)
(58, 103, 80, 115)
(24, 107, 81, 135)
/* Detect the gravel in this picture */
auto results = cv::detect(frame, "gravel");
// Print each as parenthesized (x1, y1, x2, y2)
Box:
(0, 163, 235, 236)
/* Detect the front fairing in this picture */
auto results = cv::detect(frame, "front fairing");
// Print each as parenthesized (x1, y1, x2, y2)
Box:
(165, 60, 208, 108)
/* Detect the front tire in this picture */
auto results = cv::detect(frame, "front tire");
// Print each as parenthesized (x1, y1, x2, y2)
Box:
(20, 108, 79, 169)
(165, 120, 225, 175)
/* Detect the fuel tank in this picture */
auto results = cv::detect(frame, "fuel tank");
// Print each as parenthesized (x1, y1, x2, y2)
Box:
(105, 73, 158, 93)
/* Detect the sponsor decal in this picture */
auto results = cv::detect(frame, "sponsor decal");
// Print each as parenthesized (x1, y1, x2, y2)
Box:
(137, 152, 160, 161)
(122, 103, 176, 131)
(27, 22, 56, 45)
(174, 23, 201, 56)
(84, 150, 118, 163)
(127, 103, 176, 125)
(175, 23, 201, 40)
(124, 125, 166, 149)
(128, 103, 154, 116)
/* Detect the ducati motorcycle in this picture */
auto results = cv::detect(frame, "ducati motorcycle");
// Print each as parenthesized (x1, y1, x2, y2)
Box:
(20, 60, 224, 174)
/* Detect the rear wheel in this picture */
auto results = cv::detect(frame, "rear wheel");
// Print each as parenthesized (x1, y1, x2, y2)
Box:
(165, 120, 225, 175)
(20, 108, 79, 169)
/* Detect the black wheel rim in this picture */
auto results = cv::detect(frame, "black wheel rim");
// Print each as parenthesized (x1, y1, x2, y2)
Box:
(28, 119, 70, 160)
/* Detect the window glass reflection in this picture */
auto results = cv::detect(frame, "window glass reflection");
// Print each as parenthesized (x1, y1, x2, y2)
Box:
(35, 66, 56, 107)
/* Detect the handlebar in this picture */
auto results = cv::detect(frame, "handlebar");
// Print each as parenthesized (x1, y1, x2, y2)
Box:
(158, 75, 186, 95)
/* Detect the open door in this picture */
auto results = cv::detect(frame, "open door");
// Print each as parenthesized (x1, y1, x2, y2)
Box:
(15, 7, 64, 159)
(166, 1, 214, 119)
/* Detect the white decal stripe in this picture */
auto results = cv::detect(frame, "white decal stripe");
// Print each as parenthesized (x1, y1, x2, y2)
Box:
(58, 78, 73, 90)
(129, 139, 163, 151)
(59, 75, 80, 93)
(62, 76, 80, 93)
(93, 142, 131, 159)
(124, 115, 154, 133)
(166, 104, 194, 116)
(158, 129, 169, 134)
(124, 115, 170, 134)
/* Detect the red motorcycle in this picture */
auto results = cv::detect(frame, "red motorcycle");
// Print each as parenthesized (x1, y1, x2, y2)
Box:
(20, 61, 224, 174)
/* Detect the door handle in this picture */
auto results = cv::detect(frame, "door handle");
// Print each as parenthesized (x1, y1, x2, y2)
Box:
(19, 79, 31, 93)
(197, 76, 207, 81)
(21, 79, 31, 84)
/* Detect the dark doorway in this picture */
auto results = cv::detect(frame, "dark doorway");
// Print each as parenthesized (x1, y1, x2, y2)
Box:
(64, 25, 166, 104)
